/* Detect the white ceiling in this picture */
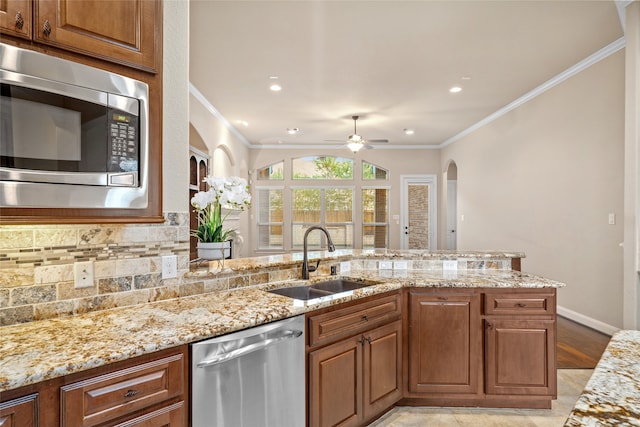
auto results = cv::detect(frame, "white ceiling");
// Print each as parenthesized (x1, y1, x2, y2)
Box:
(189, 1, 623, 150)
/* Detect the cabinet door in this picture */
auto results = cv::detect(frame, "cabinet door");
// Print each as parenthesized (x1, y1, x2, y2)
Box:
(309, 337, 363, 427)
(0, 394, 38, 427)
(0, 0, 31, 39)
(363, 320, 402, 421)
(485, 319, 557, 396)
(408, 291, 481, 395)
(34, 0, 160, 72)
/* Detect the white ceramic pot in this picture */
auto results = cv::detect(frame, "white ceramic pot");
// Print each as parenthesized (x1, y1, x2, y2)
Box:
(197, 241, 231, 260)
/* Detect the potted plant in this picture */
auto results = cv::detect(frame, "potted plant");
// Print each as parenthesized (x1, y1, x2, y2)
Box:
(191, 175, 251, 260)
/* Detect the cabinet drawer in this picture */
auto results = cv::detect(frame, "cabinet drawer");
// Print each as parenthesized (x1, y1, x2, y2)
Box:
(0, 394, 38, 427)
(308, 293, 401, 348)
(61, 353, 184, 427)
(484, 292, 555, 316)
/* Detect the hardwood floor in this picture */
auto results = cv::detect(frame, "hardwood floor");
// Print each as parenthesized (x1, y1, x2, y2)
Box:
(557, 315, 611, 369)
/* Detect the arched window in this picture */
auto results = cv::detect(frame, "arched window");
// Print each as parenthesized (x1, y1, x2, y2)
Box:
(292, 156, 353, 180)
(257, 161, 284, 180)
(363, 161, 388, 180)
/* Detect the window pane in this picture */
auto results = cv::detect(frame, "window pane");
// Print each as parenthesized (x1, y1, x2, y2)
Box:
(258, 225, 283, 249)
(327, 224, 354, 249)
(363, 162, 388, 180)
(363, 188, 389, 249)
(257, 161, 284, 180)
(363, 225, 388, 249)
(362, 188, 388, 223)
(292, 156, 353, 180)
(257, 188, 283, 222)
(326, 188, 353, 224)
(257, 188, 283, 249)
(292, 188, 321, 223)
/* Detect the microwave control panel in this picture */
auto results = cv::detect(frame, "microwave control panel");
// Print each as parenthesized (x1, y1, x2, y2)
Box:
(108, 109, 139, 173)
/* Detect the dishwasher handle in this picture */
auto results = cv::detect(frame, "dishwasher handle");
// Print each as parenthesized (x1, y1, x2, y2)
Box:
(196, 329, 303, 368)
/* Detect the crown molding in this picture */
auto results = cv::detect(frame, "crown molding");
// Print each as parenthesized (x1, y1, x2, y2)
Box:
(189, 83, 251, 148)
(439, 36, 626, 149)
(616, 0, 634, 33)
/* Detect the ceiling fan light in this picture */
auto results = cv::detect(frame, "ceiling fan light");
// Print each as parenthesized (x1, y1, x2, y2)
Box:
(347, 141, 364, 153)
(348, 134, 363, 142)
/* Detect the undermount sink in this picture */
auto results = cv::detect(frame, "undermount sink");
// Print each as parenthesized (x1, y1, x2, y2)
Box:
(267, 278, 376, 301)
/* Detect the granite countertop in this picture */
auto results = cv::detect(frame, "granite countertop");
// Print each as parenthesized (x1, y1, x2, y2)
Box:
(0, 268, 562, 393)
(565, 330, 640, 426)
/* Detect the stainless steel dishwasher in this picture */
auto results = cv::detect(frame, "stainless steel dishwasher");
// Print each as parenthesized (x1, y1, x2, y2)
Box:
(191, 315, 305, 427)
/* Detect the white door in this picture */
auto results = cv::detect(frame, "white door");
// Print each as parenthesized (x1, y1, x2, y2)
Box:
(400, 175, 437, 250)
(446, 180, 457, 250)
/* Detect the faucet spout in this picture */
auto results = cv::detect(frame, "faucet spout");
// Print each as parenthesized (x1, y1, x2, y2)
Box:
(302, 226, 336, 280)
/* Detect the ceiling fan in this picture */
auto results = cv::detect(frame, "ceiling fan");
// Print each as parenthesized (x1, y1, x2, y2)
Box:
(326, 115, 389, 153)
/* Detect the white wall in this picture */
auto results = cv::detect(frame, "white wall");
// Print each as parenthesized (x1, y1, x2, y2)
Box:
(189, 93, 252, 256)
(163, 0, 189, 214)
(441, 51, 625, 330)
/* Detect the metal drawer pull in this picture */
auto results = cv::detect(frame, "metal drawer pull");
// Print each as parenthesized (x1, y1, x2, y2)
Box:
(362, 315, 369, 321)
(15, 11, 24, 29)
(42, 19, 51, 37)
(197, 329, 303, 368)
(124, 389, 139, 398)
(516, 303, 527, 307)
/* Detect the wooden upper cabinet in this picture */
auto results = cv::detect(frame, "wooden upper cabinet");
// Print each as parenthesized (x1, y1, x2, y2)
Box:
(0, 0, 32, 39)
(34, 0, 160, 72)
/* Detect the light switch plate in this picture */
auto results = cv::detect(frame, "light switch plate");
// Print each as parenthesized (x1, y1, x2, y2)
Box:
(379, 261, 393, 270)
(393, 261, 408, 270)
(443, 260, 458, 271)
(340, 261, 351, 273)
(74, 261, 94, 289)
(162, 255, 178, 279)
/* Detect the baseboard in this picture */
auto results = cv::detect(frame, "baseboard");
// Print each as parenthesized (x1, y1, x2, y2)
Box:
(557, 305, 620, 336)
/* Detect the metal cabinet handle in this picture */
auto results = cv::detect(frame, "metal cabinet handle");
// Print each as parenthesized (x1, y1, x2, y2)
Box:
(362, 315, 369, 321)
(124, 389, 139, 398)
(486, 322, 493, 329)
(197, 329, 303, 368)
(42, 19, 51, 37)
(516, 303, 526, 307)
(15, 11, 24, 29)
(438, 296, 448, 301)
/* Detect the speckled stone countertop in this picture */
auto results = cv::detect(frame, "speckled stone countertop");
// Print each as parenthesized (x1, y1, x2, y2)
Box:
(565, 330, 640, 426)
(0, 267, 562, 393)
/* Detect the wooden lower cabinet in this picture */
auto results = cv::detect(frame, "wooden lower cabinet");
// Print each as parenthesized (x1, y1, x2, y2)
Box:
(407, 290, 481, 396)
(0, 394, 38, 427)
(403, 288, 557, 409)
(309, 320, 402, 427)
(485, 318, 557, 397)
(307, 292, 403, 427)
(0, 346, 187, 427)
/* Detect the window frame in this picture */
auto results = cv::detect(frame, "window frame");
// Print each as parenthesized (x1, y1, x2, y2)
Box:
(361, 186, 391, 249)
(255, 185, 285, 251)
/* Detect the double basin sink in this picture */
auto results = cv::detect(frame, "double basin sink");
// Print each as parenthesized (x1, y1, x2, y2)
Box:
(267, 278, 377, 302)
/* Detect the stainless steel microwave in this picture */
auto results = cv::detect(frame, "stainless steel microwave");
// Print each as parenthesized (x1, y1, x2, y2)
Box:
(0, 43, 149, 209)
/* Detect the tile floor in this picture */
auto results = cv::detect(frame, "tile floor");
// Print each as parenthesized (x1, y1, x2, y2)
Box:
(368, 369, 593, 427)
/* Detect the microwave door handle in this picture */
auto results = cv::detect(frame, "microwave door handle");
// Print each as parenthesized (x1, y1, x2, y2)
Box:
(196, 329, 303, 368)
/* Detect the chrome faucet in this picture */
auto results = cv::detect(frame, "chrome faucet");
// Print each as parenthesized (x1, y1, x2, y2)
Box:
(302, 225, 336, 279)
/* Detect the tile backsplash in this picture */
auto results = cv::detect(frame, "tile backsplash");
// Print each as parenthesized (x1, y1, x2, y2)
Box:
(0, 213, 193, 326)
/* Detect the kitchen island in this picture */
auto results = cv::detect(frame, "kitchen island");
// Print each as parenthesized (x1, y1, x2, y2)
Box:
(0, 250, 564, 426)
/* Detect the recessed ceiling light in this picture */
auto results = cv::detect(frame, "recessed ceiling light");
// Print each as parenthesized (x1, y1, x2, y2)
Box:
(403, 129, 415, 135)
(449, 86, 463, 93)
(236, 120, 249, 127)
(286, 128, 299, 135)
(269, 76, 282, 92)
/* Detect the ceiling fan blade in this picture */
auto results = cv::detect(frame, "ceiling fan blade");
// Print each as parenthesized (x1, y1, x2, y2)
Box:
(367, 139, 389, 143)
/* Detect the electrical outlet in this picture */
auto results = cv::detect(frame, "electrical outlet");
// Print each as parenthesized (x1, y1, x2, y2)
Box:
(443, 260, 458, 271)
(379, 261, 393, 270)
(74, 261, 94, 289)
(162, 255, 178, 279)
(393, 261, 408, 270)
